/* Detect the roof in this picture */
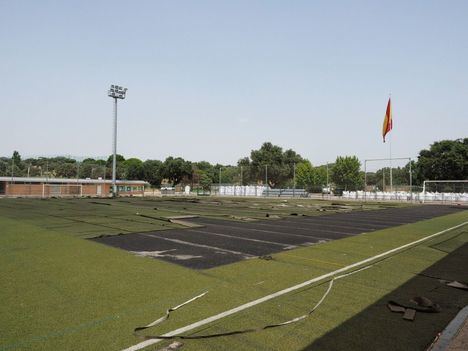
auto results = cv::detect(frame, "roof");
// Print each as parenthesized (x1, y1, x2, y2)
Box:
(0, 177, 148, 185)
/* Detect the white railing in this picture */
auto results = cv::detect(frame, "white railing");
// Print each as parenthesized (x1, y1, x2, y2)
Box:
(212, 185, 268, 197)
(342, 191, 468, 202)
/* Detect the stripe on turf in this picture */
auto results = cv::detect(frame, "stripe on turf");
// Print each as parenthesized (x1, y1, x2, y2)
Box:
(122, 221, 467, 351)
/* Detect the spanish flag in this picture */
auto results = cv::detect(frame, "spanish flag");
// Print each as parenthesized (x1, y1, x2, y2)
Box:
(382, 98, 393, 142)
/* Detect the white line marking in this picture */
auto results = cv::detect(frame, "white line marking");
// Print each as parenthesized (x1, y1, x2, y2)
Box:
(123, 221, 467, 351)
(195, 221, 334, 240)
(143, 234, 252, 257)
(187, 228, 293, 248)
(252, 220, 374, 233)
(293, 216, 398, 226)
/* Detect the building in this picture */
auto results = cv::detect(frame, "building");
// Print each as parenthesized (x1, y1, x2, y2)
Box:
(0, 177, 147, 197)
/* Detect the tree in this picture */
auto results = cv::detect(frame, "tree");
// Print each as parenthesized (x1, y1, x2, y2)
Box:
(106, 154, 125, 167)
(56, 163, 78, 178)
(194, 161, 217, 183)
(331, 156, 363, 191)
(195, 161, 212, 173)
(198, 171, 212, 190)
(0, 158, 9, 176)
(10, 151, 24, 175)
(162, 157, 192, 185)
(313, 165, 328, 186)
(414, 138, 468, 183)
(296, 161, 315, 191)
(124, 158, 144, 180)
(78, 163, 94, 178)
(219, 166, 240, 184)
(12, 151, 21, 165)
(374, 166, 411, 190)
(104, 155, 127, 179)
(142, 160, 163, 186)
(295, 161, 328, 192)
(245, 142, 304, 187)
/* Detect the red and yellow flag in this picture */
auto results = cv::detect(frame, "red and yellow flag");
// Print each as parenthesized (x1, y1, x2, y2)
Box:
(382, 98, 392, 142)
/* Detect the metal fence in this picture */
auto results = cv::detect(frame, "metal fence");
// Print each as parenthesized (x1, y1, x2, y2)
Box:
(342, 191, 468, 203)
(210, 185, 308, 197)
(211, 185, 267, 197)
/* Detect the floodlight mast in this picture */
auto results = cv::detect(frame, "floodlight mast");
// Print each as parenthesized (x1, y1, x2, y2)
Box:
(107, 85, 127, 197)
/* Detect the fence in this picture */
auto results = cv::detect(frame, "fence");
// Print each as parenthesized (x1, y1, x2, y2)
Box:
(210, 185, 309, 197)
(342, 191, 468, 203)
(262, 188, 308, 197)
(211, 185, 267, 197)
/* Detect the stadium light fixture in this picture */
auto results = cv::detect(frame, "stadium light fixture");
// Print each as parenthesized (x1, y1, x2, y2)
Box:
(108, 85, 128, 99)
(108, 84, 127, 197)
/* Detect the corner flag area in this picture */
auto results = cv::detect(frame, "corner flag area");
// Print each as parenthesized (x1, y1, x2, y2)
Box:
(0, 198, 467, 351)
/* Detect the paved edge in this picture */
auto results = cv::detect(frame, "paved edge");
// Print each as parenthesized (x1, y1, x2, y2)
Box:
(427, 305, 468, 351)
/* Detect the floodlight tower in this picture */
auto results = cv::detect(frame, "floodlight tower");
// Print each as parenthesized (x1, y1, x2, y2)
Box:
(107, 84, 127, 197)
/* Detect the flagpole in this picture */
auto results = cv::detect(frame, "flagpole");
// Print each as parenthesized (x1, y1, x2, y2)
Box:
(389, 93, 393, 193)
(389, 133, 393, 193)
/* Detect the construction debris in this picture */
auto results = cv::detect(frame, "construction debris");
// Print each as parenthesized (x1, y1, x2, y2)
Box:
(446, 281, 468, 291)
(388, 296, 441, 321)
(156, 341, 184, 351)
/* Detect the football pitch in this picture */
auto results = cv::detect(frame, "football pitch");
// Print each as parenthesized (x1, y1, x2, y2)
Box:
(0, 197, 467, 351)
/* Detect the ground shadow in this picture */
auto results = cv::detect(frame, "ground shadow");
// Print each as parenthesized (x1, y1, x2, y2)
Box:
(302, 242, 468, 351)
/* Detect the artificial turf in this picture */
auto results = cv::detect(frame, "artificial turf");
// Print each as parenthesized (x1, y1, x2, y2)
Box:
(0, 197, 466, 351)
(0, 197, 407, 239)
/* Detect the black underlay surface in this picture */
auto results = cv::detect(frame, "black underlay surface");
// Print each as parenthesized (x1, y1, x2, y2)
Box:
(91, 205, 465, 269)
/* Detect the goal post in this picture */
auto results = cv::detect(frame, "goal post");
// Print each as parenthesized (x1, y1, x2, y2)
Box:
(422, 180, 468, 203)
(363, 157, 413, 198)
(42, 183, 83, 198)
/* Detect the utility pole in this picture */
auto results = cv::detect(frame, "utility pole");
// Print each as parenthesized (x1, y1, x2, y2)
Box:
(364, 160, 367, 201)
(218, 167, 222, 195)
(11, 157, 14, 181)
(409, 159, 412, 201)
(383, 168, 386, 191)
(293, 163, 296, 197)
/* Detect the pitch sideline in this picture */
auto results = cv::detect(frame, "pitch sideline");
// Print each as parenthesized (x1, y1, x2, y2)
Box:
(122, 221, 468, 351)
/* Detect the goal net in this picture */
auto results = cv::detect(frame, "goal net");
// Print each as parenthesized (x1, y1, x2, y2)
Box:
(422, 180, 468, 203)
(364, 157, 413, 192)
(43, 184, 83, 197)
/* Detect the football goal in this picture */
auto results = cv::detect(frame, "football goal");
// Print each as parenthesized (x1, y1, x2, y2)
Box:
(43, 184, 83, 197)
(422, 180, 468, 203)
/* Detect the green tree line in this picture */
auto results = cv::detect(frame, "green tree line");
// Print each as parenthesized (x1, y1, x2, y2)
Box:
(1, 138, 466, 190)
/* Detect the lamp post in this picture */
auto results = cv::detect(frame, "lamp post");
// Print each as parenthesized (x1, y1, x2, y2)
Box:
(293, 163, 296, 197)
(326, 162, 330, 199)
(107, 84, 127, 197)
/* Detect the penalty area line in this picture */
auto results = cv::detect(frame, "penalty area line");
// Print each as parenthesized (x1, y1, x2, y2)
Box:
(121, 221, 468, 351)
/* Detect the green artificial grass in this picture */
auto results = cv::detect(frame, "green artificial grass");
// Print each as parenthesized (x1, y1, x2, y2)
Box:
(0, 197, 466, 351)
(0, 197, 407, 239)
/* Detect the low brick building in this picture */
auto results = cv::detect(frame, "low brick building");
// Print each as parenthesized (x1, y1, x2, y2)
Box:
(0, 177, 147, 198)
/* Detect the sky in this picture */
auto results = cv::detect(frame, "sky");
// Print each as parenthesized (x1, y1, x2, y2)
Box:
(1, 0, 467, 170)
